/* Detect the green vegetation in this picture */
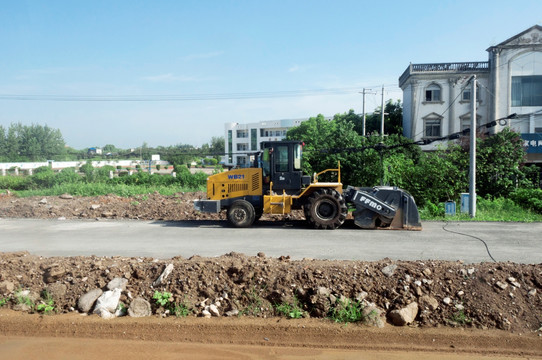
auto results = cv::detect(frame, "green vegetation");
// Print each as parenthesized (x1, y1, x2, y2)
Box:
(0, 297, 9, 307)
(15, 290, 35, 310)
(241, 286, 264, 316)
(274, 296, 305, 319)
(152, 291, 192, 318)
(450, 310, 472, 325)
(36, 290, 55, 314)
(328, 298, 365, 324)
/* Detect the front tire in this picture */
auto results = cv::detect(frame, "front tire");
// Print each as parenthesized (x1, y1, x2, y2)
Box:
(227, 200, 256, 228)
(304, 189, 347, 229)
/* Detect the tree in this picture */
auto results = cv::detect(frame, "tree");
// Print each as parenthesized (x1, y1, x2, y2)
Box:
(361, 100, 403, 136)
(0, 123, 65, 161)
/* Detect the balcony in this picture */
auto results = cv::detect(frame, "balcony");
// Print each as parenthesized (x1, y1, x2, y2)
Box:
(399, 61, 489, 87)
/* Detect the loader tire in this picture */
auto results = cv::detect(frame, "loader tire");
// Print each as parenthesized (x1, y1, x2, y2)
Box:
(304, 189, 347, 229)
(227, 200, 255, 228)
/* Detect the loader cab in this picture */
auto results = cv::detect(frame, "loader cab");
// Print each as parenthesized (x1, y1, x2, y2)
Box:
(260, 141, 310, 194)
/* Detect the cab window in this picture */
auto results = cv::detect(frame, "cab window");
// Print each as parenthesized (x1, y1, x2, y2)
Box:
(275, 145, 289, 172)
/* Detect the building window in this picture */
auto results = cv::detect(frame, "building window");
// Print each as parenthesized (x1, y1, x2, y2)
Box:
(425, 84, 441, 102)
(228, 130, 233, 163)
(236, 130, 248, 138)
(250, 129, 257, 150)
(512, 76, 542, 106)
(237, 144, 247, 151)
(461, 85, 481, 102)
(462, 89, 471, 101)
(424, 118, 441, 137)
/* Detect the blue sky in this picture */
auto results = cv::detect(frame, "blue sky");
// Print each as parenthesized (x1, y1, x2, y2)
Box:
(1, 1, 541, 149)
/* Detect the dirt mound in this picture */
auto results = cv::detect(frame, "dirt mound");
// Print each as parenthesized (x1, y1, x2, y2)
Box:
(0, 251, 541, 334)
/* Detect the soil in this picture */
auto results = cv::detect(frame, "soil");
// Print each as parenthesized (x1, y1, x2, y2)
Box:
(0, 191, 541, 358)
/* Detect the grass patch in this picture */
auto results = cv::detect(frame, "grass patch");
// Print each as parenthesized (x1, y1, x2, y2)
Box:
(328, 298, 365, 324)
(9, 183, 203, 198)
(152, 291, 192, 318)
(449, 310, 472, 325)
(420, 197, 542, 222)
(274, 296, 305, 319)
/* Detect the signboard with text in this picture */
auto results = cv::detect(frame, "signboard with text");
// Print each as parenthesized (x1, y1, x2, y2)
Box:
(521, 134, 542, 154)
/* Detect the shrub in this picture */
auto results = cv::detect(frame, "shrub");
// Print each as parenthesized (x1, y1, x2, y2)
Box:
(156, 164, 161, 171)
(509, 188, 542, 214)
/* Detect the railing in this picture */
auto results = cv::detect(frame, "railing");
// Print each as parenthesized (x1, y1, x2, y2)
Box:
(399, 61, 490, 86)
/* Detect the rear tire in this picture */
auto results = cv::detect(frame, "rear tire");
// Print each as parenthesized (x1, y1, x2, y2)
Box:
(304, 189, 347, 229)
(227, 200, 256, 228)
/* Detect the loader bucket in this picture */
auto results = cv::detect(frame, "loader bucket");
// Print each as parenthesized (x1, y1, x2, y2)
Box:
(344, 186, 422, 231)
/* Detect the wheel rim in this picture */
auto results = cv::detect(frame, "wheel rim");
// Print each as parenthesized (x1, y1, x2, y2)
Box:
(232, 208, 247, 222)
(316, 199, 337, 220)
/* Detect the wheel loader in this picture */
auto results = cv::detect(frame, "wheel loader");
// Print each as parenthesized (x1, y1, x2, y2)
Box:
(194, 141, 421, 230)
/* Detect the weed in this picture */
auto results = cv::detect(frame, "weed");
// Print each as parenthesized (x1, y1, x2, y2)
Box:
(131, 201, 140, 206)
(172, 302, 191, 318)
(152, 291, 173, 307)
(36, 290, 55, 314)
(241, 286, 263, 316)
(152, 291, 191, 317)
(329, 298, 364, 324)
(15, 290, 35, 310)
(275, 296, 305, 319)
(450, 310, 471, 325)
(0, 297, 9, 307)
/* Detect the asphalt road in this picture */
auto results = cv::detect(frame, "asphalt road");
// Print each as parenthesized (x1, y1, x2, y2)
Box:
(0, 218, 541, 263)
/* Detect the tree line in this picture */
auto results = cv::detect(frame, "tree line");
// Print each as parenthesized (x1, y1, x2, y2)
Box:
(0, 123, 225, 165)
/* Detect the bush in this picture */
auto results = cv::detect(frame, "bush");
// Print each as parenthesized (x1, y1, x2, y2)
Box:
(509, 188, 542, 214)
(156, 164, 161, 171)
(0, 175, 31, 190)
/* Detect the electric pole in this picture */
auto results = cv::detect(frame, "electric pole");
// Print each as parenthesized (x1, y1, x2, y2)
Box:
(469, 75, 477, 218)
(359, 88, 376, 136)
(380, 85, 385, 137)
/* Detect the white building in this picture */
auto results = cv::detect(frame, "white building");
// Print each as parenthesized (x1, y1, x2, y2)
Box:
(399, 25, 542, 163)
(224, 118, 314, 167)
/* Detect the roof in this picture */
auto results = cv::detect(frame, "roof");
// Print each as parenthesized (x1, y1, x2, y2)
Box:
(487, 25, 542, 51)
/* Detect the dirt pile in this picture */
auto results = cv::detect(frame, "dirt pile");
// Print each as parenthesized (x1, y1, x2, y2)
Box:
(0, 251, 541, 334)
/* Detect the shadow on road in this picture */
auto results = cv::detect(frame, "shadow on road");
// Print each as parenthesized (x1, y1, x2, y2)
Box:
(151, 219, 363, 230)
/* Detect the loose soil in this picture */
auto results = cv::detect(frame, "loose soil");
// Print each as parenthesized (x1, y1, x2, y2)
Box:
(0, 192, 541, 358)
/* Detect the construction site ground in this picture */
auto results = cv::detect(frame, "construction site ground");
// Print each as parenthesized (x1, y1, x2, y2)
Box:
(0, 192, 541, 359)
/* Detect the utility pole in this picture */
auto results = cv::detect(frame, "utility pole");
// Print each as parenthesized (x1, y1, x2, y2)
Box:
(469, 75, 477, 218)
(360, 88, 376, 136)
(380, 85, 385, 137)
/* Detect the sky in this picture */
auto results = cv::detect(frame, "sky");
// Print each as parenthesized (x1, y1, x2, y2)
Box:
(1, 1, 542, 150)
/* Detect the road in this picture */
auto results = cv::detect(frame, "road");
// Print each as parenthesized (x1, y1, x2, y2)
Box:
(1, 218, 540, 263)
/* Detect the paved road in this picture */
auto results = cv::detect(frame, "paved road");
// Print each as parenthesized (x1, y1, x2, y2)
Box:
(0, 219, 540, 263)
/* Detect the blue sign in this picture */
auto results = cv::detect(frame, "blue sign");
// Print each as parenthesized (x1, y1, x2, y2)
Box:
(521, 134, 542, 154)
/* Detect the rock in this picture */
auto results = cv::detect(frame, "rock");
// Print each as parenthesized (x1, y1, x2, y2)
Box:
(419, 295, 439, 311)
(107, 277, 128, 291)
(225, 309, 239, 317)
(363, 306, 385, 328)
(467, 268, 475, 275)
(422, 268, 432, 277)
(0, 280, 15, 295)
(13, 303, 33, 312)
(96, 308, 116, 319)
(528, 289, 537, 296)
(90, 204, 101, 210)
(381, 264, 397, 277)
(101, 211, 114, 217)
(78, 289, 103, 313)
(39, 198, 47, 205)
(457, 290, 464, 297)
(153, 264, 174, 287)
(202, 309, 212, 318)
(59, 193, 73, 200)
(355, 291, 368, 302)
(43, 267, 66, 284)
(442, 297, 452, 305)
(45, 283, 67, 301)
(387, 302, 418, 326)
(317, 287, 330, 296)
(209, 304, 220, 317)
(495, 281, 508, 290)
(93, 288, 122, 315)
(414, 280, 422, 287)
(128, 297, 152, 317)
(455, 304, 464, 311)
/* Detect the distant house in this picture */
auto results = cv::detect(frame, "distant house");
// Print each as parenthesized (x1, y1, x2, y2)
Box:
(88, 147, 103, 155)
(399, 25, 542, 166)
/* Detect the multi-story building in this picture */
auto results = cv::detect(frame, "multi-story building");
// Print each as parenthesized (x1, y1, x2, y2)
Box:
(224, 118, 315, 167)
(399, 25, 542, 164)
